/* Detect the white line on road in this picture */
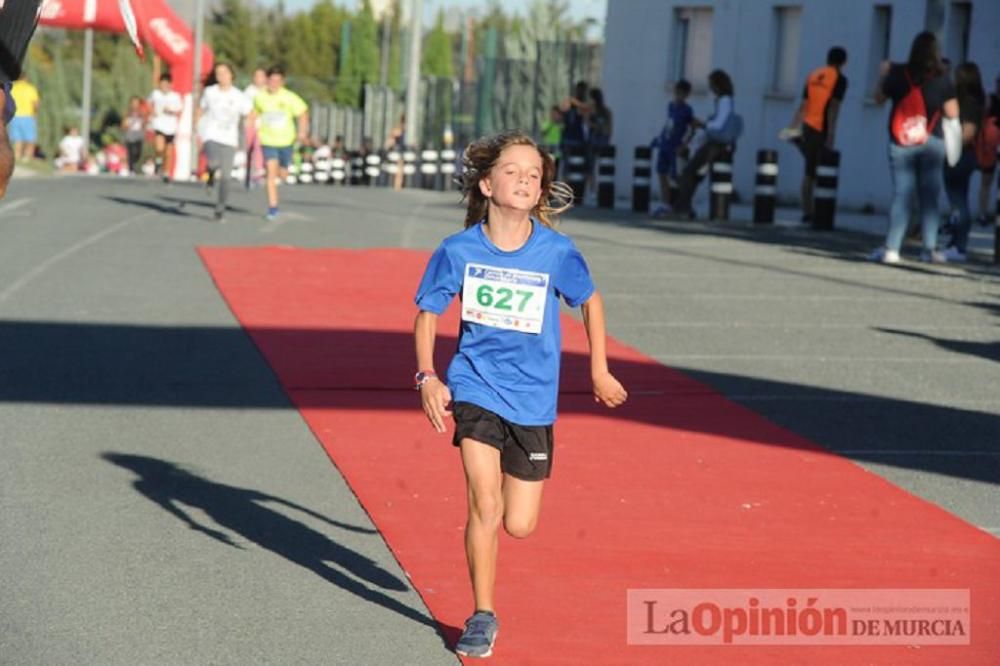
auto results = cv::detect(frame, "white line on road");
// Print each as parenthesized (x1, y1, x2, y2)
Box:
(0, 198, 33, 216)
(0, 212, 149, 304)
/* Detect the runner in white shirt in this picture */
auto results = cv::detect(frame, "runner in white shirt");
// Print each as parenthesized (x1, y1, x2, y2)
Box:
(197, 62, 252, 222)
(148, 73, 183, 181)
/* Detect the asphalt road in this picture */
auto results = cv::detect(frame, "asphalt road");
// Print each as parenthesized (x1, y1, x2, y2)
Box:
(0, 174, 997, 664)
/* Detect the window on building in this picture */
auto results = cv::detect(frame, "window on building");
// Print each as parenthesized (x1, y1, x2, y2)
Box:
(671, 7, 714, 88)
(867, 5, 892, 98)
(770, 6, 802, 95)
(945, 2, 971, 66)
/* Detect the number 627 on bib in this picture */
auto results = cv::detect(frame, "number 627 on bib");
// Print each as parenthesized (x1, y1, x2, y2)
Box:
(461, 263, 549, 334)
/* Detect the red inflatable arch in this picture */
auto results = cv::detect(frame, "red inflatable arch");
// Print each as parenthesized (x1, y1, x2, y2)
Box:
(38, 0, 213, 93)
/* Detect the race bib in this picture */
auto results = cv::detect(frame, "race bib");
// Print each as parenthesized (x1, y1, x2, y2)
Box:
(262, 111, 287, 128)
(461, 263, 548, 334)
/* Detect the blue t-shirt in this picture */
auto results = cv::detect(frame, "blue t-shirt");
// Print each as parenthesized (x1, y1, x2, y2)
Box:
(655, 101, 694, 149)
(415, 220, 596, 426)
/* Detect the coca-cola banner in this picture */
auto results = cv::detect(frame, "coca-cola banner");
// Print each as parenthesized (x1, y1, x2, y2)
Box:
(39, 0, 212, 92)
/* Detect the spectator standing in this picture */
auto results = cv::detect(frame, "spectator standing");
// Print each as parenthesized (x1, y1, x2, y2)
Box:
(587, 88, 612, 193)
(560, 81, 590, 179)
(941, 62, 985, 262)
(9, 74, 39, 162)
(243, 67, 267, 187)
(670, 69, 741, 219)
(789, 47, 848, 224)
(148, 73, 183, 181)
(248, 65, 309, 221)
(651, 79, 694, 216)
(198, 62, 252, 222)
(540, 105, 563, 172)
(871, 31, 960, 264)
(122, 96, 146, 175)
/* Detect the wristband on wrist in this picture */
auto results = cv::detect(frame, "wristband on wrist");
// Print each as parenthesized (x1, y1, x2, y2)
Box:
(414, 370, 437, 390)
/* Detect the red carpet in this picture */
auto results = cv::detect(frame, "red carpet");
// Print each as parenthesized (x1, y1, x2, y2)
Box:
(200, 247, 999, 664)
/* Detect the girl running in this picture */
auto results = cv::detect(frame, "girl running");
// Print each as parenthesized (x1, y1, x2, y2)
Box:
(413, 130, 628, 658)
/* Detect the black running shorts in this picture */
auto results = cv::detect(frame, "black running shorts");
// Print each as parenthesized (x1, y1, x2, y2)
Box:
(452, 402, 554, 482)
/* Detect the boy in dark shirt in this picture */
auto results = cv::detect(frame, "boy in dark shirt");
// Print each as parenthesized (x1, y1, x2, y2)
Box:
(651, 80, 694, 216)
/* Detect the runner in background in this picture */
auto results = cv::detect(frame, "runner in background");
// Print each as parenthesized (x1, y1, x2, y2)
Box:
(243, 67, 267, 189)
(148, 73, 183, 182)
(788, 47, 848, 225)
(122, 96, 147, 176)
(197, 62, 252, 222)
(247, 66, 309, 221)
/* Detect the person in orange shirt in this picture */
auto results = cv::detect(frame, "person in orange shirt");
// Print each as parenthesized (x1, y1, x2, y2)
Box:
(789, 47, 848, 224)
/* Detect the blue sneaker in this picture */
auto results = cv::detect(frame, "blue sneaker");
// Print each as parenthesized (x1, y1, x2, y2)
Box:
(265, 207, 279, 221)
(455, 611, 499, 658)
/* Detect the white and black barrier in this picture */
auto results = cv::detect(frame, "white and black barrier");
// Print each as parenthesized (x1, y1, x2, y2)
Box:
(596, 145, 615, 208)
(709, 151, 733, 221)
(632, 146, 652, 212)
(565, 145, 587, 203)
(753, 150, 778, 225)
(813, 150, 840, 231)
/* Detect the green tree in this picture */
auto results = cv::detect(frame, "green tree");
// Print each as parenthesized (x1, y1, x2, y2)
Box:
(209, 0, 259, 71)
(421, 10, 454, 78)
(335, 0, 379, 107)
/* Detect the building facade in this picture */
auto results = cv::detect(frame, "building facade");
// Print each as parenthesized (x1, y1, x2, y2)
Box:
(602, 0, 1000, 210)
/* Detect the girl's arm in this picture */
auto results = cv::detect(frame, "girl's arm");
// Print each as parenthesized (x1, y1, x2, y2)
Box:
(414, 310, 453, 432)
(581, 291, 628, 408)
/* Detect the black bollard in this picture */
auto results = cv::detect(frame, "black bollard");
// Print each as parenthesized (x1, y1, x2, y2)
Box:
(812, 149, 840, 231)
(596, 145, 616, 208)
(753, 149, 778, 224)
(313, 156, 331, 184)
(566, 144, 587, 203)
(439, 149, 457, 190)
(365, 153, 382, 186)
(632, 146, 652, 212)
(382, 150, 401, 188)
(402, 149, 418, 188)
(709, 150, 733, 221)
(349, 152, 364, 186)
(420, 149, 439, 190)
(331, 156, 347, 186)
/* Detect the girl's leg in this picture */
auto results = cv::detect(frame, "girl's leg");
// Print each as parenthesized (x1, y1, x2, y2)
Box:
(460, 439, 504, 613)
(265, 159, 280, 209)
(916, 138, 946, 253)
(502, 475, 545, 539)
(944, 154, 975, 252)
(978, 169, 992, 220)
(886, 143, 916, 253)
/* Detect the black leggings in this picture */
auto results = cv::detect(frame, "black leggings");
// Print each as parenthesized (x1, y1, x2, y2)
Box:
(126, 140, 143, 174)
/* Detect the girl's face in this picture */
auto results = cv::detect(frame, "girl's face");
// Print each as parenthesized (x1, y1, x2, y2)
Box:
(479, 144, 543, 213)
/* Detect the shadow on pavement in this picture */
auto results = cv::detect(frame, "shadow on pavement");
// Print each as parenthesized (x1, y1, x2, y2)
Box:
(0, 320, 993, 485)
(101, 452, 459, 638)
(102, 195, 193, 217)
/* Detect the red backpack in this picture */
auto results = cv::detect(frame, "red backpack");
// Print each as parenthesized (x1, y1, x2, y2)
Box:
(974, 112, 1000, 169)
(891, 70, 940, 146)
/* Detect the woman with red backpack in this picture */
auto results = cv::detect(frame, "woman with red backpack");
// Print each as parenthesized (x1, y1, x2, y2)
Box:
(871, 32, 961, 264)
(941, 63, 987, 262)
